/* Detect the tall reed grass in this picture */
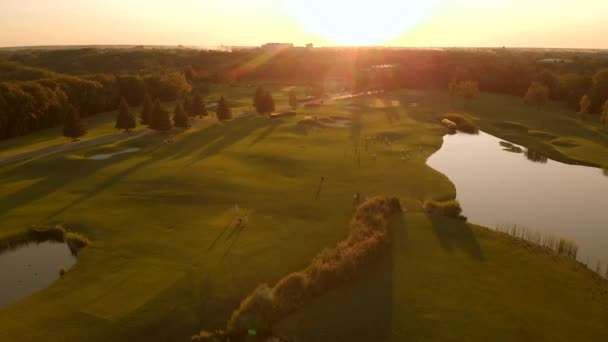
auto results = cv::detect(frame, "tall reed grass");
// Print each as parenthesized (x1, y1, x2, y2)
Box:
(0, 225, 90, 256)
(495, 223, 578, 260)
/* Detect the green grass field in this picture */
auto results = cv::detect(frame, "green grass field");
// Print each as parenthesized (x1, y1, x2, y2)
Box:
(0, 88, 606, 341)
(0, 83, 303, 160)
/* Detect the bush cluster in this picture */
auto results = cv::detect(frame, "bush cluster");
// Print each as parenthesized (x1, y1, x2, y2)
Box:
(0, 225, 90, 256)
(423, 199, 466, 220)
(440, 113, 479, 134)
(194, 197, 402, 341)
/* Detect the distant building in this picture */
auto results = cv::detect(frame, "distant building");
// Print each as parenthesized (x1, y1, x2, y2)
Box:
(539, 58, 571, 63)
(261, 43, 293, 51)
(306, 43, 314, 49)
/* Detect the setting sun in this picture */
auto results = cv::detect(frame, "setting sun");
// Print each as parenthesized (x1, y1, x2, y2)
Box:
(1, 1, 608, 342)
(286, 0, 438, 45)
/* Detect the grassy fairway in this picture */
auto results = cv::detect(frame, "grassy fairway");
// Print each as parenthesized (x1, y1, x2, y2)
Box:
(401, 90, 608, 168)
(0, 90, 606, 341)
(0, 83, 302, 160)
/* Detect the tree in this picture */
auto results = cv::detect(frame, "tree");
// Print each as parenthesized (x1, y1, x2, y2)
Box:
(590, 69, 608, 113)
(448, 79, 458, 99)
(254, 86, 265, 114)
(183, 94, 194, 117)
(289, 89, 298, 109)
(455, 81, 479, 105)
(263, 91, 275, 114)
(150, 99, 172, 131)
(601, 99, 608, 128)
(115, 97, 136, 132)
(141, 93, 153, 125)
(184, 66, 196, 85)
(524, 82, 550, 109)
(62, 105, 87, 141)
(579, 95, 591, 121)
(173, 101, 189, 128)
(216, 96, 232, 122)
(192, 93, 208, 118)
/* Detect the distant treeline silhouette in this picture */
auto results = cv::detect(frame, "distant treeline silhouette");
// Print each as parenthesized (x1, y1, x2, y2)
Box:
(3, 47, 608, 140)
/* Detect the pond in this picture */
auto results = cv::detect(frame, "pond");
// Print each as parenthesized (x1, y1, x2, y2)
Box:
(427, 131, 608, 267)
(0, 241, 76, 308)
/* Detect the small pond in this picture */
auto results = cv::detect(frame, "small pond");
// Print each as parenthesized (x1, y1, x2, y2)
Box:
(0, 241, 76, 308)
(427, 131, 608, 266)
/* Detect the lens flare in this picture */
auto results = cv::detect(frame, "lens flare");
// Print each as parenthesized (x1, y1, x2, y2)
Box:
(286, 0, 438, 45)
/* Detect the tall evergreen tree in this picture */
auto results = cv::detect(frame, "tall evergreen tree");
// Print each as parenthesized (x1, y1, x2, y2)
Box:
(183, 94, 194, 118)
(579, 95, 591, 121)
(192, 93, 208, 118)
(601, 99, 608, 128)
(216, 96, 232, 122)
(173, 101, 189, 128)
(254, 86, 265, 114)
(115, 97, 136, 132)
(184, 66, 196, 85)
(263, 91, 275, 114)
(62, 105, 87, 141)
(150, 99, 172, 131)
(141, 93, 153, 125)
(289, 89, 298, 110)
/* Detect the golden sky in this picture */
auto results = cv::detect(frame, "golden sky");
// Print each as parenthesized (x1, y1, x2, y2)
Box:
(1, 0, 607, 48)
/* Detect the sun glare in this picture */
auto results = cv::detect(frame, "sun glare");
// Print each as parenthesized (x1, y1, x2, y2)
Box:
(286, 0, 438, 45)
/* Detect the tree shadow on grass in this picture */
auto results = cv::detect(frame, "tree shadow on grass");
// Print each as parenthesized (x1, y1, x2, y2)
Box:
(428, 214, 484, 261)
(249, 120, 281, 146)
(207, 218, 236, 251)
(167, 117, 276, 164)
(0, 156, 114, 216)
(274, 214, 406, 341)
(191, 118, 273, 164)
(46, 155, 160, 220)
(222, 223, 247, 260)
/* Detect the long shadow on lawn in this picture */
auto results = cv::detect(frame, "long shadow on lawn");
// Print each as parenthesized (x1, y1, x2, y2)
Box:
(275, 214, 405, 341)
(169, 117, 276, 163)
(249, 120, 281, 146)
(0, 156, 114, 216)
(207, 218, 236, 251)
(222, 223, 247, 259)
(46, 143, 165, 219)
(428, 215, 484, 261)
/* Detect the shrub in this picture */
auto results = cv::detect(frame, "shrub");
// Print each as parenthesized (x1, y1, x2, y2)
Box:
(423, 199, 465, 220)
(191, 330, 227, 342)
(202, 197, 402, 341)
(271, 272, 310, 314)
(65, 232, 90, 256)
(440, 113, 478, 134)
(226, 284, 275, 336)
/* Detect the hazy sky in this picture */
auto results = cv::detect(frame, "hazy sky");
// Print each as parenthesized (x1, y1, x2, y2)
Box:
(1, 0, 607, 48)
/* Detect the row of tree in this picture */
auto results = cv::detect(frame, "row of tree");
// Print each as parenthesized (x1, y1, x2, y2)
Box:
(252, 86, 300, 115)
(62, 92, 233, 141)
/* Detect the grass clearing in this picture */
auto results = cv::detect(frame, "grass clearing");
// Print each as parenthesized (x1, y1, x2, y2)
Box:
(0, 88, 606, 341)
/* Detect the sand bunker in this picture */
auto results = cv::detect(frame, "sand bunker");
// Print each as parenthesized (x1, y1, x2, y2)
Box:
(89, 148, 140, 160)
(323, 119, 352, 127)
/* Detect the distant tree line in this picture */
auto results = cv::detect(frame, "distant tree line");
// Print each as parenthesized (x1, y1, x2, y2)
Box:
(4, 47, 608, 140)
(0, 72, 190, 139)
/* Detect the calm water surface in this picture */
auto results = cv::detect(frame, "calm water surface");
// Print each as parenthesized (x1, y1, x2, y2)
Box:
(427, 131, 608, 265)
(0, 242, 76, 308)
